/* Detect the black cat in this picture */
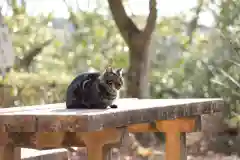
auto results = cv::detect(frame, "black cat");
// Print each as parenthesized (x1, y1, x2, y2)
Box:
(66, 67, 123, 109)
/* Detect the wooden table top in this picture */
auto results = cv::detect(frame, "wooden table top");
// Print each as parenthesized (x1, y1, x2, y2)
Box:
(0, 98, 225, 132)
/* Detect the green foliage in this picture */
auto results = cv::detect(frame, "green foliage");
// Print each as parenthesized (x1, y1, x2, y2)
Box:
(150, 8, 240, 127)
(217, 0, 240, 30)
(4, 11, 55, 70)
(208, 31, 240, 126)
(1, 2, 129, 107)
(62, 10, 128, 74)
(1, 1, 66, 106)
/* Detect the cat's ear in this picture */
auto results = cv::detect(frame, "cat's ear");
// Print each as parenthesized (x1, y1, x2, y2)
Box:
(105, 66, 113, 73)
(116, 68, 123, 76)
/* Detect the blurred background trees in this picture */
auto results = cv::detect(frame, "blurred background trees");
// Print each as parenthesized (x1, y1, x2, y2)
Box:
(0, 0, 240, 158)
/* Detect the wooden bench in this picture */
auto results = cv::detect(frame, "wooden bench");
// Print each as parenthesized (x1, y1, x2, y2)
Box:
(0, 98, 225, 160)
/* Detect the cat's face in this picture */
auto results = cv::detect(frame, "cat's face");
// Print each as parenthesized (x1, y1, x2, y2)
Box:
(101, 67, 124, 91)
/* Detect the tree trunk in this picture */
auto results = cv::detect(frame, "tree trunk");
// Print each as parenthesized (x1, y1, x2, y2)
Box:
(108, 0, 158, 150)
(0, 85, 15, 107)
(108, 0, 157, 98)
(127, 37, 151, 98)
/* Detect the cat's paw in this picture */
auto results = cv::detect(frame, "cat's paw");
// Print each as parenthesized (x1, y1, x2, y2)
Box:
(110, 104, 118, 108)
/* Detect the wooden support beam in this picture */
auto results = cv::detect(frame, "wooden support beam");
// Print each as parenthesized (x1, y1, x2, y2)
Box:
(78, 128, 123, 160)
(164, 132, 186, 160)
(0, 117, 199, 160)
(128, 117, 201, 133)
(155, 118, 196, 160)
(0, 145, 21, 160)
(155, 118, 198, 132)
(35, 132, 65, 148)
(128, 117, 199, 160)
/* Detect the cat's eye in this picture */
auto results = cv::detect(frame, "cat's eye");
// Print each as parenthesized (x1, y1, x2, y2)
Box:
(115, 83, 121, 89)
(107, 80, 113, 85)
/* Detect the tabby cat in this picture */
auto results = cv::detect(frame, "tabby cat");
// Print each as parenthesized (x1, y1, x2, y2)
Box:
(66, 67, 124, 109)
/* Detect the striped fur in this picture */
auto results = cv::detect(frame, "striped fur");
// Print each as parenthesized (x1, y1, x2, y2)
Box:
(66, 68, 123, 109)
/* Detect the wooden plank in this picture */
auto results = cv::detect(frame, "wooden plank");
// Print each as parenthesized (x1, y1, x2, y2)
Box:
(128, 116, 201, 133)
(79, 128, 123, 160)
(0, 99, 137, 113)
(0, 99, 224, 132)
(36, 99, 224, 132)
(0, 98, 221, 114)
(162, 132, 187, 160)
(0, 145, 21, 160)
(0, 132, 86, 149)
(165, 132, 185, 160)
(0, 115, 36, 132)
(0, 103, 64, 113)
(153, 118, 197, 160)
(0, 117, 199, 149)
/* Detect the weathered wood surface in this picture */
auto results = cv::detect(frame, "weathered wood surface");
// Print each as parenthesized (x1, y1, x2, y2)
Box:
(0, 117, 201, 149)
(0, 98, 224, 132)
(0, 98, 226, 160)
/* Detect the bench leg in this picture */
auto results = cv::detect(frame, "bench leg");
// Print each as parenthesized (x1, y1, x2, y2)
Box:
(86, 144, 104, 160)
(78, 128, 122, 160)
(0, 145, 21, 160)
(155, 118, 196, 160)
(165, 132, 186, 160)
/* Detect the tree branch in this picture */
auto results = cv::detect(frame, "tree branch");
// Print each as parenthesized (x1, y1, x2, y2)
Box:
(107, 0, 140, 46)
(20, 38, 53, 69)
(63, 0, 81, 30)
(143, 0, 157, 39)
(187, 0, 203, 44)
